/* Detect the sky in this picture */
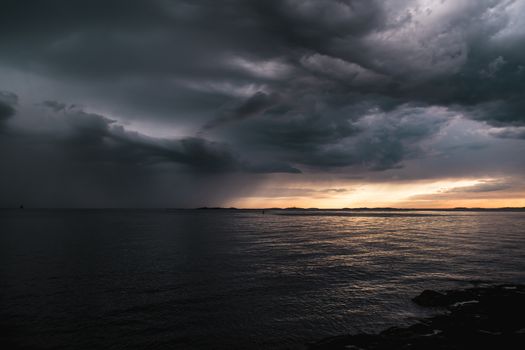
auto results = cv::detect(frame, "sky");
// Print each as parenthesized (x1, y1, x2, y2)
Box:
(1, 0, 525, 208)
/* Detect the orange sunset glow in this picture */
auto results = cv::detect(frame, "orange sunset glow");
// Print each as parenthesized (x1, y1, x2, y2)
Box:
(229, 178, 525, 209)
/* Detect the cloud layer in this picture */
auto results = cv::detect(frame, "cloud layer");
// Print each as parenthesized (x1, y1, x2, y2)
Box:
(1, 0, 525, 207)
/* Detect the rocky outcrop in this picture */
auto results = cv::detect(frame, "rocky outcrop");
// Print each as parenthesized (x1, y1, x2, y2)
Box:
(309, 284, 525, 349)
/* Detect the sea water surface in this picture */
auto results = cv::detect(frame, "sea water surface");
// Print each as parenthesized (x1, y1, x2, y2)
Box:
(1, 209, 524, 349)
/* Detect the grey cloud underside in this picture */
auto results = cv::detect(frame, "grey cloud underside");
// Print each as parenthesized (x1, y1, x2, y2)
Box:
(491, 127, 525, 139)
(409, 179, 523, 201)
(0, 102, 14, 122)
(244, 187, 351, 199)
(27, 101, 300, 174)
(1, 0, 525, 206)
(0, 98, 298, 206)
(1, 1, 523, 110)
(0, 91, 17, 127)
(2, 0, 524, 170)
(447, 180, 514, 193)
(201, 92, 282, 131)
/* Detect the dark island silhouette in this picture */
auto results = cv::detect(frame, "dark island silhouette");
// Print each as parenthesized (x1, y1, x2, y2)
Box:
(194, 206, 525, 212)
(6, 206, 525, 212)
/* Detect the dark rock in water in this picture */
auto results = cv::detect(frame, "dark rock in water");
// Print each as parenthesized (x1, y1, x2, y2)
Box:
(309, 284, 525, 349)
(412, 289, 449, 307)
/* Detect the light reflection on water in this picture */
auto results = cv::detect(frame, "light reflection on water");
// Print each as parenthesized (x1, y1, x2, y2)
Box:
(1, 210, 524, 349)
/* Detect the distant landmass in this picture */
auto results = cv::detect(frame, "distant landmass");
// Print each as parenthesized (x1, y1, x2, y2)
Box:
(3, 206, 524, 211)
(195, 207, 525, 212)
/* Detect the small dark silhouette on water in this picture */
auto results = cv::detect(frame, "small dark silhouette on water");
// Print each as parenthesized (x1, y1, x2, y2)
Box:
(19, 204, 24, 209)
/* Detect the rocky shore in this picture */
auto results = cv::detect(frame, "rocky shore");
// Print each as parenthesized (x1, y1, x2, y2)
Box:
(309, 284, 525, 349)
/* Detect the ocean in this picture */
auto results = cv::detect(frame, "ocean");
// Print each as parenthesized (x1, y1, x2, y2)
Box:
(1, 209, 524, 349)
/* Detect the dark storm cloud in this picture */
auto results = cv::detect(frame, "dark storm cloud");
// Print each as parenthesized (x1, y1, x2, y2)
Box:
(0, 91, 17, 125)
(1, 0, 523, 119)
(41, 100, 69, 112)
(1, 0, 525, 206)
(0, 96, 299, 207)
(231, 103, 450, 171)
(201, 91, 282, 131)
(1, 94, 298, 173)
(30, 101, 300, 174)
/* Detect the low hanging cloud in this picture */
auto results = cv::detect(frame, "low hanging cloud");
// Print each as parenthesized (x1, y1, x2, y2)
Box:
(230, 102, 452, 172)
(240, 187, 351, 199)
(445, 179, 515, 193)
(0, 90, 17, 129)
(0, 95, 300, 207)
(490, 127, 525, 139)
(408, 179, 521, 202)
(30, 100, 302, 174)
(200, 91, 282, 131)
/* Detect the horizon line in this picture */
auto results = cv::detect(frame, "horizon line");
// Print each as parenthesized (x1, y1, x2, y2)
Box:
(3, 206, 525, 211)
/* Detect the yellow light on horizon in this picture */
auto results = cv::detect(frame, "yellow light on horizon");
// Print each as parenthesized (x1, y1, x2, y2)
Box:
(227, 178, 519, 209)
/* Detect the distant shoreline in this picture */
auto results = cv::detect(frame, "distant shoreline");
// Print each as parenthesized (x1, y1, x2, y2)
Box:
(195, 207, 525, 212)
(2, 207, 525, 212)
